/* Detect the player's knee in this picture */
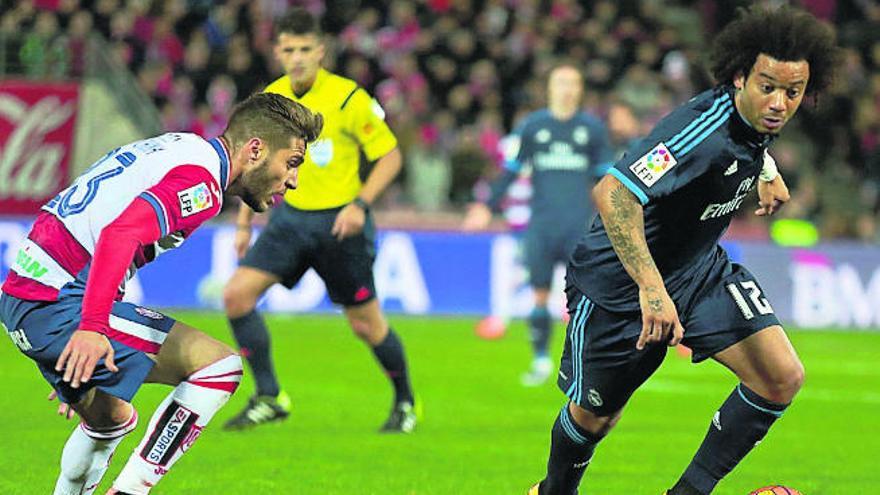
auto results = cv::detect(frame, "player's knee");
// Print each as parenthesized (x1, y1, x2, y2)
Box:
(78, 397, 135, 430)
(207, 343, 239, 372)
(349, 318, 371, 338)
(779, 360, 805, 401)
(355, 322, 388, 345)
(222, 284, 257, 317)
(108, 401, 136, 426)
(188, 352, 243, 396)
(762, 360, 805, 404)
(186, 336, 239, 379)
(569, 403, 621, 439)
(348, 314, 386, 343)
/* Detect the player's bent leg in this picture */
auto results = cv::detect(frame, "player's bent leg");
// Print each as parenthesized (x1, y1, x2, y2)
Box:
(539, 402, 623, 495)
(713, 325, 805, 403)
(110, 322, 243, 494)
(344, 300, 417, 433)
(54, 390, 138, 495)
(670, 326, 803, 495)
(344, 298, 388, 345)
(145, 321, 239, 383)
(540, 291, 665, 495)
(523, 286, 553, 387)
(223, 267, 289, 422)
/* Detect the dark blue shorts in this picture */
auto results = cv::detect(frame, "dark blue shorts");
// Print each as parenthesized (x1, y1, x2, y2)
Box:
(0, 291, 176, 405)
(240, 203, 377, 306)
(558, 262, 780, 415)
(523, 225, 580, 289)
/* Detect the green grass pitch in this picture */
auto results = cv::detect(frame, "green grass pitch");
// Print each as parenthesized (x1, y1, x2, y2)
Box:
(1, 313, 878, 494)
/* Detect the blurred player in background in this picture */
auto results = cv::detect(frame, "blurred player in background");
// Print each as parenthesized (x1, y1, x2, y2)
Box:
(223, 8, 417, 433)
(464, 63, 614, 386)
(530, 6, 839, 495)
(0, 93, 322, 494)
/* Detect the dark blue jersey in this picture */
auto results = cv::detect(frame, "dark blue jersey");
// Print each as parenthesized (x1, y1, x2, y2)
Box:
(568, 86, 773, 312)
(488, 109, 614, 229)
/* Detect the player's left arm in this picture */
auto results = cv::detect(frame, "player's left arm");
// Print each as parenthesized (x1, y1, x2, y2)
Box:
(356, 147, 403, 208)
(756, 150, 790, 216)
(332, 147, 401, 240)
(332, 90, 402, 240)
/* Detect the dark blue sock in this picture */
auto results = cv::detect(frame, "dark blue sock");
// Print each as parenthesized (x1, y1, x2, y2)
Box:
(673, 384, 788, 494)
(541, 403, 601, 495)
(229, 310, 280, 397)
(529, 305, 552, 358)
(371, 328, 414, 404)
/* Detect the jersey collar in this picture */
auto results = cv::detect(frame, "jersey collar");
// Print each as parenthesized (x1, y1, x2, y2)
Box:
(291, 68, 328, 99)
(208, 137, 231, 190)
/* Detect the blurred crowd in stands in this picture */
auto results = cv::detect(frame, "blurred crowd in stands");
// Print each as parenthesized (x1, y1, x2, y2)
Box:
(2, 0, 880, 240)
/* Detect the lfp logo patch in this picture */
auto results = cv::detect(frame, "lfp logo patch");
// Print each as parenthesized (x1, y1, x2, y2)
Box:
(629, 142, 677, 187)
(178, 182, 213, 217)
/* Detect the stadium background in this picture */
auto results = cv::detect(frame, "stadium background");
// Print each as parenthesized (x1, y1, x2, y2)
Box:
(0, 0, 878, 494)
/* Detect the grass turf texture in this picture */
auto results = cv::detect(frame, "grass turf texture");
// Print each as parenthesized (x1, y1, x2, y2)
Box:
(1, 313, 877, 494)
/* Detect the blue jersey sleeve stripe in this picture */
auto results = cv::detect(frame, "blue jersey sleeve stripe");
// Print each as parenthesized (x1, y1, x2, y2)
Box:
(669, 100, 732, 154)
(608, 168, 649, 205)
(594, 161, 613, 178)
(666, 93, 730, 148)
(139, 192, 168, 237)
(676, 113, 732, 156)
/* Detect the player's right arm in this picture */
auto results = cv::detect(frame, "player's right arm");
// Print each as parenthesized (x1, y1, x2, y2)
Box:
(55, 197, 162, 388)
(592, 174, 684, 350)
(57, 166, 222, 388)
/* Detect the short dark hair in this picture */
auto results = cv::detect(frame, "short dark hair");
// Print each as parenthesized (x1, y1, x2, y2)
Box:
(710, 5, 840, 96)
(224, 93, 323, 151)
(275, 7, 321, 38)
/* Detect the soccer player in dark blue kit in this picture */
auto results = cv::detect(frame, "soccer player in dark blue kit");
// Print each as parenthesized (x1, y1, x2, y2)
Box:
(529, 6, 839, 495)
(464, 63, 613, 386)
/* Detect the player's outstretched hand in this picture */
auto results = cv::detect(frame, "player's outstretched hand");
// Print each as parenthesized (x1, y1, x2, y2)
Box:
(47, 390, 76, 420)
(756, 175, 790, 216)
(55, 330, 118, 389)
(462, 203, 492, 231)
(332, 202, 366, 241)
(637, 286, 684, 350)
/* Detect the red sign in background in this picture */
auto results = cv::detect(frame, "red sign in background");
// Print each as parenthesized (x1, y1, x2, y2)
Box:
(0, 80, 79, 214)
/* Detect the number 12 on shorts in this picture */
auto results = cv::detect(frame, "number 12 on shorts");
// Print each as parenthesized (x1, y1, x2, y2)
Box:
(726, 280, 774, 320)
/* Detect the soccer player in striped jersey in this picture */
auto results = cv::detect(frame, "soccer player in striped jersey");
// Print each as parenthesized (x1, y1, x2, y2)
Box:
(530, 6, 840, 495)
(0, 93, 322, 494)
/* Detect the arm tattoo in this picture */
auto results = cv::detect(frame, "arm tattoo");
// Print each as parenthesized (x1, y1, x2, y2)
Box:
(603, 184, 660, 282)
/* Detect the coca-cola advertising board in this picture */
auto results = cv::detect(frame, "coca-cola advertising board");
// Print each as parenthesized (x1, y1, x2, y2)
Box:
(0, 80, 78, 214)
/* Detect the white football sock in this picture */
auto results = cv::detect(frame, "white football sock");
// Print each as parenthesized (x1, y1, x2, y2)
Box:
(53, 407, 138, 495)
(112, 354, 242, 494)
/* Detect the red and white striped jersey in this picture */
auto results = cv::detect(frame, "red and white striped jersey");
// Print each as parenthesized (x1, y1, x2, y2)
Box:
(2, 132, 230, 332)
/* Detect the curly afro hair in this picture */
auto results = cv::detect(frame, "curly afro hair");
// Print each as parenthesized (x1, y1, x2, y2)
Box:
(710, 5, 840, 96)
